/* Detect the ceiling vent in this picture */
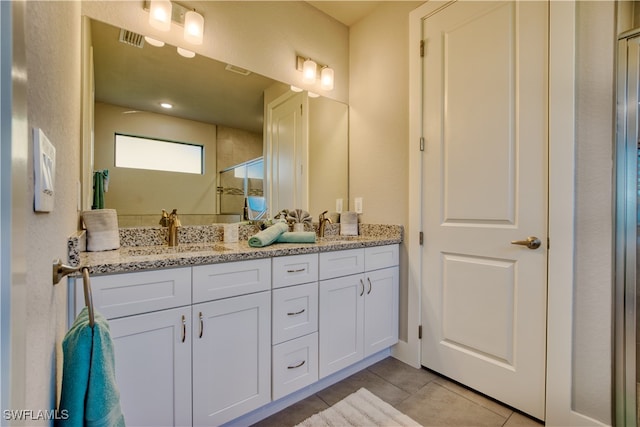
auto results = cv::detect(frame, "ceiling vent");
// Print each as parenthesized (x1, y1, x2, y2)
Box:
(225, 64, 252, 76)
(118, 29, 145, 48)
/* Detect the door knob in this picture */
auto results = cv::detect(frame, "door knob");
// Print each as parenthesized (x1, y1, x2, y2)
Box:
(510, 236, 541, 250)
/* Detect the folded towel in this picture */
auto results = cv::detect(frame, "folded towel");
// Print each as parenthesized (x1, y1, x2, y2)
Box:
(340, 211, 359, 236)
(82, 209, 120, 252)
(58, 307, 125, 427)
(276, 231, 317, 243)
(248, 222, 288, 247)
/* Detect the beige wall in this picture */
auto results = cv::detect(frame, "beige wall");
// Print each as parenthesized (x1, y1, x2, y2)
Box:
(350, 2, 420, 342)
(216, 126, 262, 172)
(23, 0, 81, 415)
(94, 102, 217, 217)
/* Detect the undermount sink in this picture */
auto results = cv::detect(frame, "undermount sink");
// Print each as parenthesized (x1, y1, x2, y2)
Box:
(124, 244, 232, 256)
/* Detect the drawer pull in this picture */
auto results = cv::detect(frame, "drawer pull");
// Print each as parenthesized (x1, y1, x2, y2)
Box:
(287, 308, 306, 316)
(181, 315, 186, 343)
(287, 360, 306, 369)
(367, 277, 372, 295)
(198, 312, 204, 338)
(359, 279, 365, 296)
(286, 267, 306, 273)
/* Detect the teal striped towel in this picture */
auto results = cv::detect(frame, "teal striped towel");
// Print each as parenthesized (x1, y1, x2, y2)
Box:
(57, 307, 125, 427)
(276, 231, 317, 243)
(248, 222, 289, 247)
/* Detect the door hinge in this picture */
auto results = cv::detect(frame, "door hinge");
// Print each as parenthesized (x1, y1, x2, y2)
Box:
(418, 325, 422, 339)
(547, 237, 550, 250)
(419, 231, 424, 245)
(420, 40, 425, 57)
(300, 104, 303, 115)
(420, 137, 425, 152)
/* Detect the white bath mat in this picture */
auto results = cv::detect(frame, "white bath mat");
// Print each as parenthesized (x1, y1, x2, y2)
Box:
(295, 388, 422, 427)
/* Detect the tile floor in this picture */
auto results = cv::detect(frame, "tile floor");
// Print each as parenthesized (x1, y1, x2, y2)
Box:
(253, 357, 544, 427)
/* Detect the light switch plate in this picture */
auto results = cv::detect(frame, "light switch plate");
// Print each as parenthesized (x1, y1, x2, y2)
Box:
(33, 128, 56, 212)
(336, 198, 343, 213)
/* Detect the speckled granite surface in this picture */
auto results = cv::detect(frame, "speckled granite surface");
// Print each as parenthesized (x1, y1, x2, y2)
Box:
(71, 223, 403, 276)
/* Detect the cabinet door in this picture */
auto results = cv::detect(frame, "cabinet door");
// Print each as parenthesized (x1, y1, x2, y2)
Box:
(192, 291, 271, 426)
(109, 307, 192, 427)
(319, 274, 364, 378)
(364, 267, 399, 357)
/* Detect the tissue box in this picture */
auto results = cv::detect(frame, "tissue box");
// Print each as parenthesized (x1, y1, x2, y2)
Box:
(223, 223, 239, 243)
(82, 209, 120, 252)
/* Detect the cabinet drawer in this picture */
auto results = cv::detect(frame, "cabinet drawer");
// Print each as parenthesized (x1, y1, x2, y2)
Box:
(192, 258, 271, 303)
(272, 282, 318, 344)
(272, 332, 318, 400)
(76, 267, 191, 319)
(319, 249, 365, 280)
(272, 254, 319, 289)
(365, 245, 399, 271)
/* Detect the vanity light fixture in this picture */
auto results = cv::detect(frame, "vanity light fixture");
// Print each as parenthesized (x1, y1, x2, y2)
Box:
(144, 36, 165, 47)
(177, 47, 195, 58)
(184, 10, 204, 45)
(145, 1, 205, 46)
(148, 0, 172, 32)
(296, 55, 334, 91)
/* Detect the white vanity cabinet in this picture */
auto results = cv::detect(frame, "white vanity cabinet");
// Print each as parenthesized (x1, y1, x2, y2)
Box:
(271, 254, 319, 400)
(75, 268, 193, 426)
(318, 245, 399, 378)
(191, 259, 272, 426)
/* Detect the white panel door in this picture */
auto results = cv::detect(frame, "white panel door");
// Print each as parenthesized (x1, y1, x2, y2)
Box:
(266, 91, 307, 214)
(421, 1, 548, 419)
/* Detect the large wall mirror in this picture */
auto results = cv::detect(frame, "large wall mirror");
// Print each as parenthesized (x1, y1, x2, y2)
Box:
(83, 18, 348, 226)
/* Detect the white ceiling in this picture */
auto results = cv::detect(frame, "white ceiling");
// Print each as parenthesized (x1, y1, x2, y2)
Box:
(305, 1, 383, 26)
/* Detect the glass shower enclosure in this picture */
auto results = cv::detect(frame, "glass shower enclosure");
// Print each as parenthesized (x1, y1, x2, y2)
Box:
(217, 157, 264, 216)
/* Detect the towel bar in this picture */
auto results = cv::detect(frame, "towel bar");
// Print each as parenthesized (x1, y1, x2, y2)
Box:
(53, 259, 95, 327)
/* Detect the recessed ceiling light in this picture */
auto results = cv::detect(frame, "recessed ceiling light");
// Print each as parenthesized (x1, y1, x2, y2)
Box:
(290, 85, 303, 92)
(308, 92, 320, 98)
(160, 102, 173, 109)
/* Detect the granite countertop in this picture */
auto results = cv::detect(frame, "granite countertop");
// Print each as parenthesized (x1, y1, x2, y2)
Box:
(78, 232, 402, 276)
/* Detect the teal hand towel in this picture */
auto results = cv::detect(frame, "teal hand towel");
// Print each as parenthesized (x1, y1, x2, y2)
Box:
(57, 307, 125, 427)
(248, 222, 288, 247)
(276, 231, 317, 243)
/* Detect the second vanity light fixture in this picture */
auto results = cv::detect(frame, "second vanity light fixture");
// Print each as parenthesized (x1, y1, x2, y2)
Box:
(296, 55, 334, 91)
(147, 0, 204, 57)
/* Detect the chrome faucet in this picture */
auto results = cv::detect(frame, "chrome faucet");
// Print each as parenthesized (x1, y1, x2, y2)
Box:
(165, 209, 181, 247)
(318, 210, 333, 238)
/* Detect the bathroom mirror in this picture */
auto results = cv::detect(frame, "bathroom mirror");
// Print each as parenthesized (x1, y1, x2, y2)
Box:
(84, 18, 348, 226)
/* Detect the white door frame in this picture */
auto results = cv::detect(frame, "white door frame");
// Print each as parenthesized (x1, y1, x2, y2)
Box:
(407, 1, 603, 424)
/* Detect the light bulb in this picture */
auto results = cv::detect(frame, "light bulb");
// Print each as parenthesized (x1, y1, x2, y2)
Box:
(320, 66, 334, 91)
(184, 10, 204, 45)
(148, 0, 172, 32)
(302, 58, 317, 84)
